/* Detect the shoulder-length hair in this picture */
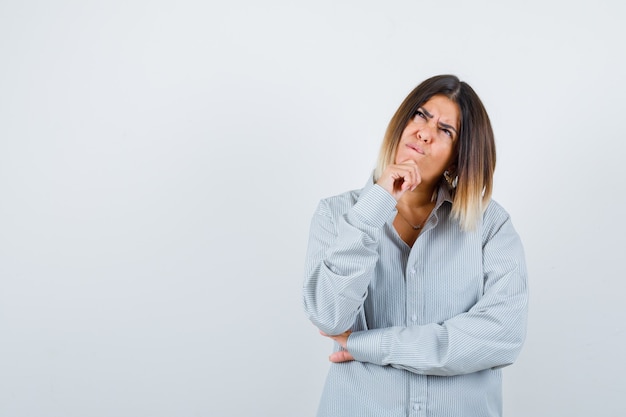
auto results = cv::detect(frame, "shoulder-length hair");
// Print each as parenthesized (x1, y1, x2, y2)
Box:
(374, 74, 496, 231)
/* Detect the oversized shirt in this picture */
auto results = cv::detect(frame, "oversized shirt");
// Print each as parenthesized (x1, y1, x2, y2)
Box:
(303, 177, 528, 417)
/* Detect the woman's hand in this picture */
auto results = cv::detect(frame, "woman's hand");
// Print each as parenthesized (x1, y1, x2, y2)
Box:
(320, 330, 354, 363)
(376, 161, 421, 201)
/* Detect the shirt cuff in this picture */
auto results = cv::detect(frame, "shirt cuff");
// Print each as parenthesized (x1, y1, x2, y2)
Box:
(347, 328, 388, 365)
(350, 184, 397, 229)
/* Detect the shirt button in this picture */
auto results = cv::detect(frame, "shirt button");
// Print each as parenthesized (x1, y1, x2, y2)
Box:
(411, 314, 418, 322)
(410, 268, 416, 274)
(413, 403, 420, 410)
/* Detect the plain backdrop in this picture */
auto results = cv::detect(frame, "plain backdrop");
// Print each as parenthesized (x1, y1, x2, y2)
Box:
(1, 1, 625, 416)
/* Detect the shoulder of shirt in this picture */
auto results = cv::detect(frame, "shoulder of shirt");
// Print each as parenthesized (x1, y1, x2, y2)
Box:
(315, 175, 377, 218)
(315, 187, 363, 218)
(481, 198, 516, 240)
(483, 198, 511, 222)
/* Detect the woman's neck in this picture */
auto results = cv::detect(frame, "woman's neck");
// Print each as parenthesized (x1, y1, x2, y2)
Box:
(397, 183, 437, 210)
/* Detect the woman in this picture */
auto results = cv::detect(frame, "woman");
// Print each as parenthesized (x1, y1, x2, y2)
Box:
(303, 75, 528, 417)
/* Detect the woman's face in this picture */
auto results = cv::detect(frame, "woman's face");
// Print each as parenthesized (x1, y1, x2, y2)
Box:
(394, 94, 460, 185)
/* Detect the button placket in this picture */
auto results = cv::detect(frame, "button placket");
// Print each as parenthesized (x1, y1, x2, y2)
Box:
(406, 265, 419, 325)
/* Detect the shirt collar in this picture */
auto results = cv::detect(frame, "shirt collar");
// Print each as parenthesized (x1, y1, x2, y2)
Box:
(435, 181, 454, 208)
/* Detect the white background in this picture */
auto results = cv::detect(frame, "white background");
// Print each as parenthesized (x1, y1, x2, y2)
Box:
(1, 1, 625, 416)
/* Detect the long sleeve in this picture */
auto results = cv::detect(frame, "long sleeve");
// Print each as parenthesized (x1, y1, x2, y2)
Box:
(302, 184, 397, 335)
(346, 206, 528, 376)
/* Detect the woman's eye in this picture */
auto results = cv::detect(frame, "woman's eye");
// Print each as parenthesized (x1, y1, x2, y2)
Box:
(442, 129, 452, 137)
(413, 111, 425, 121)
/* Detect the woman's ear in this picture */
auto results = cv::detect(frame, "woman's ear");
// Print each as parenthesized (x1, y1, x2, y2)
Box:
(444, 167, 458, 189)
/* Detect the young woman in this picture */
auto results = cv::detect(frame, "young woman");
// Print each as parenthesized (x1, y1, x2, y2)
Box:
(303, 74, 528, 417)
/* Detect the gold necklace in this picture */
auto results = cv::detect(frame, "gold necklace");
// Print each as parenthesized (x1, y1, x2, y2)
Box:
(397, 209, 427, 230)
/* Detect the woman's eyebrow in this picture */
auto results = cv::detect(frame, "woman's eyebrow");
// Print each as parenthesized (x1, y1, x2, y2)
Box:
(420, 107, 458, 135)
(439, 122, 458, 135)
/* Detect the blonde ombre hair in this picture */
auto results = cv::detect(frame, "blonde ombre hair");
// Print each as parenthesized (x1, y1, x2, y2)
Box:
(374, 75, 496, 231)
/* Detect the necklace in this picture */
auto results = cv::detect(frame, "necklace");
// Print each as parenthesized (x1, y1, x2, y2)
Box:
(396, 209, 427, 230)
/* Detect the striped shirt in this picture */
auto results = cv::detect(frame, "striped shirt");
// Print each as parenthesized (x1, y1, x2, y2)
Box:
(303, 177, 528, 417)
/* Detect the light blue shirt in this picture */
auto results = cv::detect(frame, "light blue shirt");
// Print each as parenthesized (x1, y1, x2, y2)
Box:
(303, 177, 528, 417)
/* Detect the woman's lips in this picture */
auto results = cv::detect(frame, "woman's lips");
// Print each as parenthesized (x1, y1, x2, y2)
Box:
(407, 143, 425, 154)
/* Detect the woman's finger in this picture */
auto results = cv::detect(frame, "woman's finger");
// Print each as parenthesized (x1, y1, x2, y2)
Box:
(378, 162, 421, 200)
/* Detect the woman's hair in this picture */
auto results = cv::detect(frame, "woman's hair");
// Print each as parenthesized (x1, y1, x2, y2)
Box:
(374, 74, 496, 231)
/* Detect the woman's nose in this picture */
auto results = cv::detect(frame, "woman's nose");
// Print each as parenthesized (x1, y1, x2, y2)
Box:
(418, 126, 433, 142)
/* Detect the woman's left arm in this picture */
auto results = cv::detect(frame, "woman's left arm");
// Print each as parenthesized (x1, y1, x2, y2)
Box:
(333, 211, 529, 376)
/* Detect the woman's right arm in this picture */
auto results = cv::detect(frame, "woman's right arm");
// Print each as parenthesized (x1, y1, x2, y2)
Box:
(302, 184, 397, 336)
